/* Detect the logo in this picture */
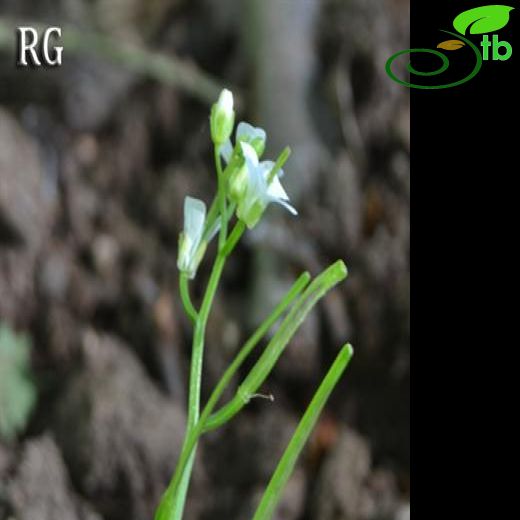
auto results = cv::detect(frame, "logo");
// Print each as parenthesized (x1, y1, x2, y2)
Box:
(386, 5, 514, 89)
(16, 27, 63, 67)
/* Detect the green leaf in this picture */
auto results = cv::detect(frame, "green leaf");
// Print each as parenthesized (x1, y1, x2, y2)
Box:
(252, 344, 354, 520)
(453, 5, 514, 35)
(203, 260, 348, 432)
(0, 324, 36, 442)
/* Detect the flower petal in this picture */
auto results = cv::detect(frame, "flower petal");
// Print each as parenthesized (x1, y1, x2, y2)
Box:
(219, 139, 233, 163)
(259, 161, 275, 180)
(260, 161, 286, 182)
(237, 122, 266, 143)
(184, 196, 206, 243)
(266, 175, 290, 201)
(272, 198, 298, 215)
(240, 142, 259, 168)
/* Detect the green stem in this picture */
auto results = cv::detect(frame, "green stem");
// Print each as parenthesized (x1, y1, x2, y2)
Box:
(179, 274, 198, 324)
(215, 147, 227, 251)
(173, 256, 225, 518)
(252, 344, 354, 520)
(222, 220, 245, 256)
(267, 146, 291, 184)
(202, 196, 219, 239)
(203, 143, 244, 243)
(169, 450, 195, 520)
(155, 223, 245, 520)
(203, 200, 236, 243)
(163, 271, 311, 499)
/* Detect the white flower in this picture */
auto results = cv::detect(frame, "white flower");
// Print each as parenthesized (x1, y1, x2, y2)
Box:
(236, 142, 297, 229)
(237, 122, 267, 157)
(220, 121, 267, 164)
(210, 89, 235, 145)
(177, 196, 208, 279)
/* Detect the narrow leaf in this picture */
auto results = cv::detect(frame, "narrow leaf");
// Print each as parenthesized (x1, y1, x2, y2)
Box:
(203, 260, 348, 432)
(252, 344, 354, 520)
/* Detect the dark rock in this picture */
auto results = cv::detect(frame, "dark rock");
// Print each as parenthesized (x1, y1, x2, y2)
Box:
(244, 467, 307, 520)
(0, 109, 54, 325)
(201, 404, 301, 518)
(5, 435, 102, 520)
(52, 330, 186, 520)
(311, 428, 404, 520)
(311, 427, 371, 520)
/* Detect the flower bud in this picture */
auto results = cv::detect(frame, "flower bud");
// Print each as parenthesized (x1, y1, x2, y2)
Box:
(228, 162, 249, 204)
(237, 199, 266, 229)
(210, 89, 235, 145)
(249, 136, 266, 158)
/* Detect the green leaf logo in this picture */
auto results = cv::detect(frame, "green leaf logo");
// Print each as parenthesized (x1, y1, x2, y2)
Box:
(453, 5, 514, 35)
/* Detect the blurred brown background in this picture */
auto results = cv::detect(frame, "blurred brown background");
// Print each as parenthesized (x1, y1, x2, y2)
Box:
(0, 0, 409, 519)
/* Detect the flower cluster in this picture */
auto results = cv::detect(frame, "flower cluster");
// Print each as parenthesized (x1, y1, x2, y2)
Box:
(177, 89, 297, 279)
(159, 87, 352, 520)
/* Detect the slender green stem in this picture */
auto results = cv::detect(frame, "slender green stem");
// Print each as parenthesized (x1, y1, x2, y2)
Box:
(172, 255, 225, 518)
(202, 196, 219, 239)
(154, 223, 245, 520)
(203, 201, 236, 243)
(162, 272, 311, 499)
(203, 143, 242, 242)
(222, 220, 245, 256)
(215, 147, 227, 250)
(204, 260, 348, 432)
(267, 146, 291, 184)
(252, 344, 354, 520)
(169, 450, 195, 520)
(221, 142, 243, 177)
(179, 274, 198, 323)
(187, 256, 224, 427)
